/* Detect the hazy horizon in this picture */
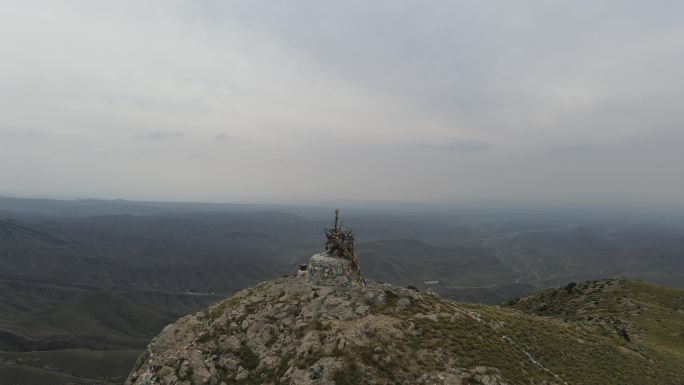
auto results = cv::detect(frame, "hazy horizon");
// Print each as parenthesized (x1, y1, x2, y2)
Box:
(2, 1, 684, 205)
(5, 191, 684, 217)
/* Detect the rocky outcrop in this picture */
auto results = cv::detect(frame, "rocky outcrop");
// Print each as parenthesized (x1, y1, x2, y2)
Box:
(126, 276, 684, 385)
(125, 276, 514, 385)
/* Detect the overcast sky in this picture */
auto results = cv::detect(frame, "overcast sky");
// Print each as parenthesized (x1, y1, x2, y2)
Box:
(1, 1, 683, 205)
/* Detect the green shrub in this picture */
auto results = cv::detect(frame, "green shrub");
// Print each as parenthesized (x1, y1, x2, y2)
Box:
(333, 363, 366, 385)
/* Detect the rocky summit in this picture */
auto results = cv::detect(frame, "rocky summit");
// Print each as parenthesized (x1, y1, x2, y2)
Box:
(125, 275, 684, 385)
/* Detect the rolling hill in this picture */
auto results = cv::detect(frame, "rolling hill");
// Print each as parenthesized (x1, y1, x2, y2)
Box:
(506, 278, 684, 372)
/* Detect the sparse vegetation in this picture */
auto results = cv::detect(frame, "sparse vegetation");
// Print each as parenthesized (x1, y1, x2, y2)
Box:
(236, 344, 259, 371)
(333, 363, 367, 385)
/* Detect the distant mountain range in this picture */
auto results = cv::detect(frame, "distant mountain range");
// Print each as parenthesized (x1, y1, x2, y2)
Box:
(0, 196, 683, 383)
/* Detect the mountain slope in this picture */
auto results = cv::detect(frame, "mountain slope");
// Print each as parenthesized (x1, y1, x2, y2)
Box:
(506, 278, 684, 374)
(17, 291, 171, 344)
(0, 281, 222, 384)
(126, 277, 684, 385)
(357, 239, 517, 288)
(0, 285, 221, 351)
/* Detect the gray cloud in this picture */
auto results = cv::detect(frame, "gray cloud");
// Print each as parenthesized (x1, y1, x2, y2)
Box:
(188, 152, 207, 159)
(141, 131, 184, 140)
(215, 133, 236, 142)
(0, 130, 43, 142)
(409, 140, 490, 153)
(549, 144, 597, 154)
(0, 1, 683, 205)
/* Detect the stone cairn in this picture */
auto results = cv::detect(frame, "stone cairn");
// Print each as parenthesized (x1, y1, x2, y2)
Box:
(306, 209, 364, 286)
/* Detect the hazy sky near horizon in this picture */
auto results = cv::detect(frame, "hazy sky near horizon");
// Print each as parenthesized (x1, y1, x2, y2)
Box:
(1, 1, 683, 205)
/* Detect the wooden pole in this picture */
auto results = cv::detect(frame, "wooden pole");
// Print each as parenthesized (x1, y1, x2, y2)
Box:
(334, 208, 340, 231)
